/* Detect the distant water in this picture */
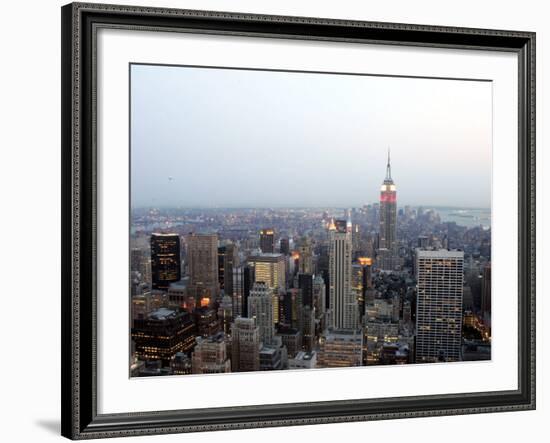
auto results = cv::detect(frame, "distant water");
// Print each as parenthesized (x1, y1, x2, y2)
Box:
(435, 207, 491, 229)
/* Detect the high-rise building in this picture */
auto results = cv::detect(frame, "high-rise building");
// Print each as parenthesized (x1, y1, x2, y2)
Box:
(247, 282, 275, 345)
(297, 237, 313, 274)
(279, 237, 290, 255)
(186, 233, 219, 304)
(378, 150, 398, 269)
(231, 317, 261, 372)
(248, 253, 286, 325)
(312, 275, 326, 321)
(298, 273, 315, 351)
(131, 307, 195, 366)
(193, 306, 220, 337)
(249, 253, 286, 289)
(328, 220, 358, 329)
(276, 326, 302, 358)
(218, 243, 238, 297)
(150, 233, 181, 290)
(317, 329, 363, 368)
(260, 228, 275, 253)
(217, 294, 233, 334)
(232, 264, 255, 318)
(191, 333, 231, 374)
(415, 249, 464, 363)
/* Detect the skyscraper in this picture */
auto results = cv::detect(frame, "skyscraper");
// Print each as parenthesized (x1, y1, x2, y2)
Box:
(231, 317, 261, 372)
(150, 233, 181, 290)
(297, 237, 313, 274)
(247, 281, 275, 345)
(248, 253, 286, 325)
(218, 243, 238, 297)
(328, 220, 358, 330)
(185, 233, 219, 303)
(259, 228, 275, 253)
(415, 249, 464, 363)
(298, 273, 315, 352)
(232, 264, 255, 318)
(378, 150, 398, 270)
(279, 237, 290, 255)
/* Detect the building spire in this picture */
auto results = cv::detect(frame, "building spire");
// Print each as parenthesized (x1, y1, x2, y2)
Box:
(385, 147, 392, 181)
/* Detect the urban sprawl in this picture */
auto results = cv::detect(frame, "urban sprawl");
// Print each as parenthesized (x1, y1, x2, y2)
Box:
(130, 154, 491, 376)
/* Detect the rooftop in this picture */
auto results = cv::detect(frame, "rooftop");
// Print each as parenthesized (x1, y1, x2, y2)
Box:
(148, 307, 177, 320)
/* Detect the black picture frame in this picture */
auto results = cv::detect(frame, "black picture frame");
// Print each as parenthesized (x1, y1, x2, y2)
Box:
(61, 2, 536, 439)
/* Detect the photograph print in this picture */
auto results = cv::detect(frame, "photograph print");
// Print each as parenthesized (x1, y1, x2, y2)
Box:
(129, 64, 492, 378)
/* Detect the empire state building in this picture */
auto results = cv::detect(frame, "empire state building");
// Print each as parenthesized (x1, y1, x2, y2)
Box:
(379, 150, 397, 259)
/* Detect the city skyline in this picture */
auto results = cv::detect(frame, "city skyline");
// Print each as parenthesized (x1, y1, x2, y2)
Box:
(131, 64, 492, 209)
(129, 64, 492, 378)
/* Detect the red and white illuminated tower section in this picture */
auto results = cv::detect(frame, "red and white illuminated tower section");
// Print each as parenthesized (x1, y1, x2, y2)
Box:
(379, 150, 397, 253)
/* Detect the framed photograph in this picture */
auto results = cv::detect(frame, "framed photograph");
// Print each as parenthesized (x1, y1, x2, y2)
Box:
(61, 2, 536, 439)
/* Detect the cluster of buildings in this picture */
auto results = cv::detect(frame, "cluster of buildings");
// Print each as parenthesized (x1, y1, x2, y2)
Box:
(130, 153, 491, 377)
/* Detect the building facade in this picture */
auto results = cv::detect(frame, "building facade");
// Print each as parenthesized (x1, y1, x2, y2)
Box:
(415, 249, 464, 362)
(185, 233, 219, 304)
(259, 228, 275, 253)
(150, 233, 181, 290)
(247, 281, 275, 345)
(231, 317, 261, 372)
(328, 220, 358, 329)
(191, 333, 231, 374)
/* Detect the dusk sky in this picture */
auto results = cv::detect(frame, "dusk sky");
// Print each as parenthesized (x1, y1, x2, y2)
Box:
(131, 64, 492, 209)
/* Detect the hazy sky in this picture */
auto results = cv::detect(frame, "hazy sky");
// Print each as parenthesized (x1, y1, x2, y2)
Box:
(131, 64, 492, 208)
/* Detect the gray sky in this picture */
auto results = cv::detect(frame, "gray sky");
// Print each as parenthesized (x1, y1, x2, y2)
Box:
(131, 64, 492, 208)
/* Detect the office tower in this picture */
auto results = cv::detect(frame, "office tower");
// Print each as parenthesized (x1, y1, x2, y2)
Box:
(279, 237, 290, 255)
(260, 228, 275, 253)
(276, 326, 302, 358)
(131, 308, 196, 366)
(131, 247, 151, 283)
(231, 317, 261, 372)
(298, 273, 315, 351)
(217, 294, 233, 334)
(298, 273, 313, 307)
(191, 333, 231, 374)
(247, 282, 275, 345)
(232, 264, 255, 318)
(297, 237, 313, 274)
(317, 329, 363, 368)
(378, 150, 398, 269)
(248, 253, 286, 325)
(415, 249, 464, 363)
(312, 275, 326, 321)
(353, 257, 373, 321)
(186, 233, 219, 304)
(150, 233, 181, 290)
(328, 220, 358, 329)
(249, 253, 286, 289)
(218, 243, 238, 297)
(193, 306, 220, 337)
(280, 289, 297, 327)
(481, 262, 491, 325)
